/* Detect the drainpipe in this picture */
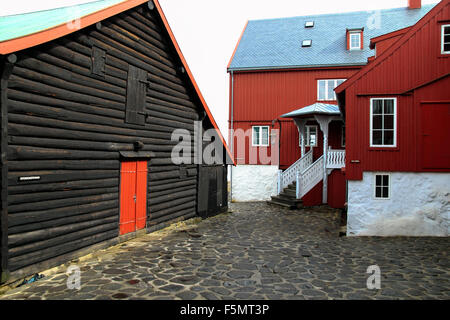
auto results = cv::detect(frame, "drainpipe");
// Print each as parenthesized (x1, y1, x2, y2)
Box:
(230, 71, 234, 202)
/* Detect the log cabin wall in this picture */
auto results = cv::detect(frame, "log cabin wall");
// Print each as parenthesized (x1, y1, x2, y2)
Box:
(0, 4, 227, 281)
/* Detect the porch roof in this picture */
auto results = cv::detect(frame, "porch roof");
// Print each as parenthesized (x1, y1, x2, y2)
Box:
(280, 103, 341, 118)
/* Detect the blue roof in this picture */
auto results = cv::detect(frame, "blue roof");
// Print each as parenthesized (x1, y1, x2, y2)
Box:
(228, 4, 436, 71)
(281, 103, 340, 118)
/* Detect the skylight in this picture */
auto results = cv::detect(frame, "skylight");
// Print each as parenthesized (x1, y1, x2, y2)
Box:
(302, 40, 312, 47)
(305, 21, 314, 28)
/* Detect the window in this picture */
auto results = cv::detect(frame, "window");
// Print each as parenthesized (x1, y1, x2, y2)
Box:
(374, 174, 390, 199)
(370, 98, 397, 147)
(305, 21, 314, 28)
(349, 32, 361, 50)
(442, 24, 450, 54)
(301, 125, 317, 147)
(252, 126, 269, 146)
(302, 39, 312, 47)
(341, 125, 346, 147)
(317, 79, 346, 101)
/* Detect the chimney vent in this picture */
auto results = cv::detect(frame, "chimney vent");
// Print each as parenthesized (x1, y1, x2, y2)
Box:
(408, 0, 421, 9)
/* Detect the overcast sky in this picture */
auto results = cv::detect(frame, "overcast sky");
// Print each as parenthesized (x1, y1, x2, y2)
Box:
(0, 0, 440, 141)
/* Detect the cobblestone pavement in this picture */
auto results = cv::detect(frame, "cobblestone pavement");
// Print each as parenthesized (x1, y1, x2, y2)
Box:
(1, 202, 449, 300)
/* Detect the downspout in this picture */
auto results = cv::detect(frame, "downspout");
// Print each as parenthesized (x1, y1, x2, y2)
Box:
(230, 70, 234, 202)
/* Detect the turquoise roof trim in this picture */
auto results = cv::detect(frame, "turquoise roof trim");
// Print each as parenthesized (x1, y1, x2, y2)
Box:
(229, 4, 436, 71)
(281, 103, 340, 118)
(0, 0, 125, 42)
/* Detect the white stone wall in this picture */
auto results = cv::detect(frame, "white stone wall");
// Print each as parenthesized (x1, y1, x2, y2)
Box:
(347, 172, 449, 236)
(231, 165, 279, 202)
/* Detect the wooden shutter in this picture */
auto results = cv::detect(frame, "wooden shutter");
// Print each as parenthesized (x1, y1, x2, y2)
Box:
(91, 46, 106, 77)
(126, 65, 147, 125)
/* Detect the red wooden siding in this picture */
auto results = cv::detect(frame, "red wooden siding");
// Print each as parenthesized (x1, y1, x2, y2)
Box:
(230, 68, 359, 168)
(343, 1, 450, 180)
(119, 161, 148, 235)
(328, 170, 346, 209)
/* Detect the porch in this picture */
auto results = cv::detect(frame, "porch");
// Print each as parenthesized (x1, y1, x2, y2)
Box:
(271, 103, 346, 208)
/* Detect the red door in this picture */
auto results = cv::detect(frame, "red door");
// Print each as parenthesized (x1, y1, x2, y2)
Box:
(119, 161, 148, 235)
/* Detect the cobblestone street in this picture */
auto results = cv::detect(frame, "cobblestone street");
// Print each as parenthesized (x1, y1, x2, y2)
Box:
(1, 202, 449, 300)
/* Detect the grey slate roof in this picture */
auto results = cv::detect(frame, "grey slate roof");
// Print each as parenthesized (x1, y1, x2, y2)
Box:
(228, 4, 436, 71)
(280, 103, 341, 118)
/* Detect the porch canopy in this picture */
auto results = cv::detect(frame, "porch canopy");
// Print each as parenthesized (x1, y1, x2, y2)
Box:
(280, 103, 343, 203)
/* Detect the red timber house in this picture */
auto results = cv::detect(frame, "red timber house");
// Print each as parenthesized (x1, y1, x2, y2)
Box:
(227, 0, 436, 209)
(335, 0, 450, 236)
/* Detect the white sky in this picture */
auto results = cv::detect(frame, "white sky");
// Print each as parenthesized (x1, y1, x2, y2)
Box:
(0, 0, 440, 141)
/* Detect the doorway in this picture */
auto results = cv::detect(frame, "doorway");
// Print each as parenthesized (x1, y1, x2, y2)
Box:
(119, 161, 148, 235)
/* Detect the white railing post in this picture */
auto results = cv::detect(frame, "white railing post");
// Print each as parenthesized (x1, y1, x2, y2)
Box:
(277, 170, 282, 194)
(296, 171, 301, 199)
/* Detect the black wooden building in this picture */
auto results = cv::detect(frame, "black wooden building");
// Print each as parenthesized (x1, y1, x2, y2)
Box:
(0, 0, 232, 284)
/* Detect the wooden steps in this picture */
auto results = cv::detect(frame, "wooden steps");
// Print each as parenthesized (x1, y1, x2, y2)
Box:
(266, 182, 303, 210)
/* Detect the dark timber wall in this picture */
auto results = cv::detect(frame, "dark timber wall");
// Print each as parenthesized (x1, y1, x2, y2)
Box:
(0, 4, 228, 282)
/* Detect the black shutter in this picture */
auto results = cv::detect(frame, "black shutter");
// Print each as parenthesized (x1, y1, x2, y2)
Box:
(126, 65, 147, 125)
(91, 46, 106, 77)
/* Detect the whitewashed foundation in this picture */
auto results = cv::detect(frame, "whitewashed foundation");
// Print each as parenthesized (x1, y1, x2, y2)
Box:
(231, 165, 278, 202)
(347, 172, 449, 236)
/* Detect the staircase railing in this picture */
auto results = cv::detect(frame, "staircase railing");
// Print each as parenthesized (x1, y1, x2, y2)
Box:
(277, 149, 313, 194)
(327, 149, 346, 169)
(296, 155, 324, 199)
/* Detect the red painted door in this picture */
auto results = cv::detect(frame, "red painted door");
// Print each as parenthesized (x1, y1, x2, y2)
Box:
(119, 161, 148, 235)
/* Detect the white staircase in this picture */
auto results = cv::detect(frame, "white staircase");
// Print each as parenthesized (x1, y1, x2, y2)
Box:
(274, 149, 345, 207)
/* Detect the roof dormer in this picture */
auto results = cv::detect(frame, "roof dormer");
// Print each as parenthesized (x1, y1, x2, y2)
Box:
(347, 28, 364, 51)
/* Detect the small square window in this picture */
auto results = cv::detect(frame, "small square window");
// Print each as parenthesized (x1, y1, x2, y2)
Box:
(349, 32, 362, 50)
(252, 126, 270, 147)
(374, 174, 390, 199)
(305, 21, 314, 28)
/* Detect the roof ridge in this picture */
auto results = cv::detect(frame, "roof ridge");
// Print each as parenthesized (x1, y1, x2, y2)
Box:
(247, 3, 437, 23)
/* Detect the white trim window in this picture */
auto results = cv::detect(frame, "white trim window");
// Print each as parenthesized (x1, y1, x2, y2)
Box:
(374, 174, 390, 199)
(317, 79, 346, 101)
(370, 98, 397, 147)
(349, 32, 362, 50)
(442, 24, 450, 54)
(252, 126, 270, 146)
(305, 125, 318, 147)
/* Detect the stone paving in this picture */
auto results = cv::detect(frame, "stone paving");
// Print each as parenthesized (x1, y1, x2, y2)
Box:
(0, 202, 449, 300)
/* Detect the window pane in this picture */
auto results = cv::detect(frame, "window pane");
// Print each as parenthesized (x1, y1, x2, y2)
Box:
(444, 26, 450, 34)
(310, 126, 317, 146)
(376, 175, 382, 186)
(375, 187, 382, 198)
(372, 100, 383, 114)
(372, 130, 382, 145)
(337, 79, 345, 86)
(373, 115, 383, 129)
(382, 175, 389, 186)
(384, 130, 394, 145)
(384, 100, 394, 114)
(445, 43, 450, 52)
(382, 187, 389, 198)
(384, 115, 394, 130)
(253, 127, 260, 145)
(444, 35, 450, 43)
(318, 81, 326, 100)
(261, 127, 269, 145)
(327, 80, 335, 100)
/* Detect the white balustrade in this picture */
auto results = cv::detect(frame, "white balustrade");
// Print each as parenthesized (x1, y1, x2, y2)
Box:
(278, 149, 313, 193)
(326, 149, 346, 169)
(296, 155, 324, 199)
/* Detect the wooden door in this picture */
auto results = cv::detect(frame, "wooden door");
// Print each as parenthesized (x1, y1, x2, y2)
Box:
(119, 161, 148, 235)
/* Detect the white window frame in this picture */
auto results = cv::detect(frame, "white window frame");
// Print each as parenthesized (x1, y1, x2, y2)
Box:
(349, 32, 362, 50)
(441, 24, 450, 54)
(374, 173, 391, 200)
(252, 126, 270, 147)
(370, 98, 397, 148)
(317, 79, 346, 101)
(304, 125, 318, 147)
